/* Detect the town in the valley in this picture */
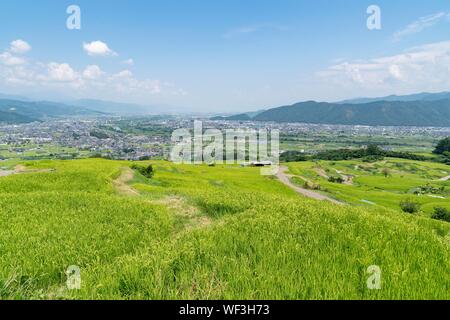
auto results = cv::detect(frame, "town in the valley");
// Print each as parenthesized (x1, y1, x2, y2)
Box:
(1, 116, 449, 162)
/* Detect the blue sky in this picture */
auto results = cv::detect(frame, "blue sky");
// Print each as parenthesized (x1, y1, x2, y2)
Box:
(1, 0, 450, 112)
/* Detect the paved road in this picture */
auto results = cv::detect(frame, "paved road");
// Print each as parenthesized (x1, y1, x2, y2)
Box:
(276, 166, 344, 205)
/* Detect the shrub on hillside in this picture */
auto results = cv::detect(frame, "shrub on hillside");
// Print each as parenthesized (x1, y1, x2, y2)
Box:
(303, 181, 321, 190)
(412, 184, 445, 195)
(431, 207, 450, 223)
(131, 163, 154, 179)
(328, 176, 344, 184)
(400, 198, 421, 214)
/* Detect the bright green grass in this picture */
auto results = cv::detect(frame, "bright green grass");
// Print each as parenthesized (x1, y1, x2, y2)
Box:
(0, 159, 449, 299)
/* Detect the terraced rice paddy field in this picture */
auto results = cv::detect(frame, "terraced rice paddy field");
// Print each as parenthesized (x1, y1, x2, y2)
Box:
(286, 159, 450, 215)
(0, 158, 448, 299)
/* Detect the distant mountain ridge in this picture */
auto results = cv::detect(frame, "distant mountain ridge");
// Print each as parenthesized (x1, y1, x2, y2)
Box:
(254, 100, 450, 126)
(3, 91, 450, 126)
(0, 99, 104, 124)
(71, 99, 151, 115)
(0, 93, 31, 101)
(71, 99, 182, 115)
(210, 109, 266, 121)
(338, 91, 450, 104)
(214, 96, 450, 127)
(0, 94, 183, 123)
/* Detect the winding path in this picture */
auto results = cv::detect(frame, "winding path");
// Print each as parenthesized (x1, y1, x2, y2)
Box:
(113, 167, 140, 196)
(276, 166, 344, 205)
(0, 165, 54, 177)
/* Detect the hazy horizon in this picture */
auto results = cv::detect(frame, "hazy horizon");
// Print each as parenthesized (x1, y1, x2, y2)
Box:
(3, 89, 450, 116)
(1, 0, 450, 112)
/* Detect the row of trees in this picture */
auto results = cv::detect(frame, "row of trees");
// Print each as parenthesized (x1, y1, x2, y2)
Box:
(433, 137, 450, 164)
(312, 144, 426, 162)
(281, 137, 450, 163)
(433, 137, 450, 155)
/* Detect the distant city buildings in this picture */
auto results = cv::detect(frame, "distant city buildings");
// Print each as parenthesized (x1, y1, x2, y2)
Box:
(0, 117, 449, 161)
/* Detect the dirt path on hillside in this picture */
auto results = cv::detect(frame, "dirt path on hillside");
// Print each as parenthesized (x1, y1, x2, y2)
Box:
(113, 167, 140, 196)
(155, 196, 212, 231)
(315, 168, 329, 179)
(276, 166, 344, 205)
(0, 165, 54, 177)
(0, 170, 15, 177)
(335, 170, 354, 185)
(112, 168, 211, 231)
(439, 175, 450, 181)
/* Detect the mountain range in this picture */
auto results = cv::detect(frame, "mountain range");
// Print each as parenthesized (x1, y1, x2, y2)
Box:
(68, 99, 151, 116)
(0, 96, 184, 124)
(338, 91, 450, 104)
(2, 91, 450, 126)
(70, 99, 179, 115)
(0, 99, 104, 124)
(212, 91, 450, 127)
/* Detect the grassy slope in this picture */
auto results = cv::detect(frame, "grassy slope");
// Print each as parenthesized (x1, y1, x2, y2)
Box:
(0, 159, 448, 299)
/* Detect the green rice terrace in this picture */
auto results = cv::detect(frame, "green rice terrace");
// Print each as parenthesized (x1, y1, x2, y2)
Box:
(286, 159, 450, 215)
(0, 158, 449, 299)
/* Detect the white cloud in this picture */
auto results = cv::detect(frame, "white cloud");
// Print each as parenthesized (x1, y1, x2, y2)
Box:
(112, 70, 133, 78)
(0, 52, 26, 66)
(0, 40, 31, 66)
(317, 41, 450, 94)
(9, 39, 32, 54)
(224, 24, 289, 38)
(83, 41, 117, 56)
(1, 65, 35, 85)
(122, 58, 134, 66)
(0, 59, 176, 99)
(47, 62, 78, 82)
(0, 40, 182, 100)
(83, 65, 104, 80)
(109, 70, 161, 94)
(392, 12, 448, 42)
(388, 65, 403, 80)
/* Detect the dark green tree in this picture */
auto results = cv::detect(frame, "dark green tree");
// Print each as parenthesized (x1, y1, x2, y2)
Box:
(433, 137, 450, 155)
(431, 207, 450, 222)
